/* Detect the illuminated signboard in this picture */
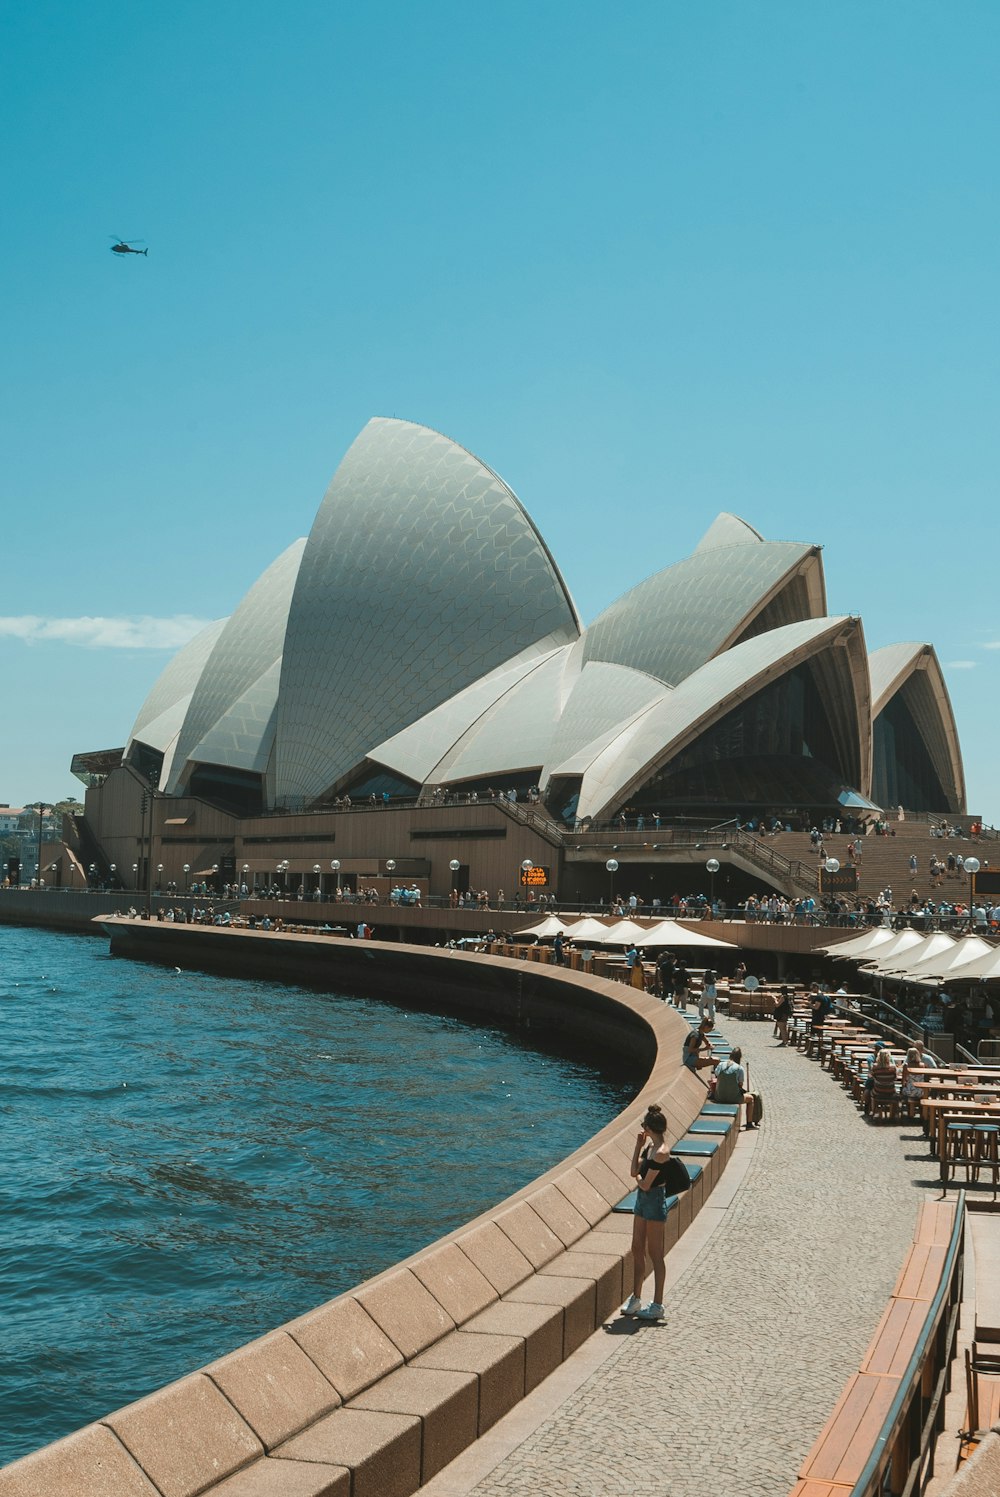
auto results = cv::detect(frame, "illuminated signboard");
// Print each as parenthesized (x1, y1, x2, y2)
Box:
(819, 866, 858, 895)
(519, 865, 549, 887)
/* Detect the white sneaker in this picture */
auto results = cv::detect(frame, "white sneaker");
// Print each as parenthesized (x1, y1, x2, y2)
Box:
(637, 1302, 665, 1321)
(621, 1294, 642, 1316)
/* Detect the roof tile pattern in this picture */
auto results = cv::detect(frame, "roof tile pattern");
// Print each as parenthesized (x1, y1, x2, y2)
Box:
(273, 418, 579, 802)
(128, 621, 226, 750)
(166, 540, 305, 791)
(581, 540, 815, 687)
(120, 421, 964, 821)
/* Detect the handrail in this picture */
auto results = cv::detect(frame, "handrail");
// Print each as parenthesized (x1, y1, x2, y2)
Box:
(850, 1193, 965, 1496)
(730, 830, 817, 894)
(831, 997, 942, 1057)
(790, 1194, 966, 1497)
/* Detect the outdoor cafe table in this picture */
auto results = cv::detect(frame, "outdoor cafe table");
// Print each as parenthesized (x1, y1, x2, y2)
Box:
(907, 1066, 1000, 1082)
(824, 1034, 875, 1072)
(921, 1098, 1000, 1156)
(813, 1026, 869, 1063)
(913, 1080, 1000, 1101)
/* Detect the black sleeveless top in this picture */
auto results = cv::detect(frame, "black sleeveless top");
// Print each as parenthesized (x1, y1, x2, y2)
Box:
(637, 1145, 672, 1190)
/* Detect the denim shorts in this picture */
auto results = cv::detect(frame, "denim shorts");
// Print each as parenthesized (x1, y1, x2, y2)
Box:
(633, 1185, 668, 1222)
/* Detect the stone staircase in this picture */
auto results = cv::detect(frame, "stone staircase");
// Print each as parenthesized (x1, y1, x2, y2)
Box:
(766, 820, 992, 904)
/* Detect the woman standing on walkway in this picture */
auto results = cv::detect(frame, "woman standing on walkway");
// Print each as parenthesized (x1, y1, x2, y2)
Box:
(773, 985, 792, 1046)
(624, 1104, 672, 1321)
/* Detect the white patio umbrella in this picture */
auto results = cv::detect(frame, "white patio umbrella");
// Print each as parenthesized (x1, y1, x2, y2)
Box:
(821, 927, 898, 960)
(905, 935, 995, 987)
(916, 941, 1000, 984)
(640, 919, 735, 948)
(857, 929, 928, 972)
(514, 915, 573, 939)
(559, 917, 618, 944)
(600, 919, 655, 946)
(870, 932, 957, 978)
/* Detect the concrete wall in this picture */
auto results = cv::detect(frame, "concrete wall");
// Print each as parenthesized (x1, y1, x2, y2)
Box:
(0, 926, 734, 1497)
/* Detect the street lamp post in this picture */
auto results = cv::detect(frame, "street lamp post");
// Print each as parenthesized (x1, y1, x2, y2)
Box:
(330, 859, 341, 898)
(965, 857, 981, 931)
(605, 858, 619, 908)
(242, 864, 250, 897)
(156, 863, 163, 893)
(36, 802, 45, 885)
(89, 862, 97, 890)
(50, 862, 57, 889)
(705, 857, 720, 914)
(183, 863, 190, 893)
(385, 858, 396, 884)
(109, 863, 117, 889)
(132, 862, 139, 887)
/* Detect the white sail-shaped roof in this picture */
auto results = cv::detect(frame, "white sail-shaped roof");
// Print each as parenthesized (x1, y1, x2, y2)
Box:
(370, 636, 572, 786)
(127, 619, 227, 751)
(166, 540, 304, 791)
(572, 615, 870, 821)
(273, 418, 580, 801)
(581, 539, 823, 688)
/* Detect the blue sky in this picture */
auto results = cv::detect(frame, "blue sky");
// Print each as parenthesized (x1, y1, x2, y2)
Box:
(2, 2, 998, 819)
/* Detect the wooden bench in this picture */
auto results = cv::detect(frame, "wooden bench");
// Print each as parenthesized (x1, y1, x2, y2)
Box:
(789, 1198, 964, 1497)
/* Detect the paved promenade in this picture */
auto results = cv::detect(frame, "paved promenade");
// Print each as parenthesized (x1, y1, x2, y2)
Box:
(422, 1015, 936, 1497)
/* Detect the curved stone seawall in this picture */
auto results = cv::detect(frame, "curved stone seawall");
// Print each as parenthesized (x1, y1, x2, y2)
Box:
(0, 923, 730, 1497)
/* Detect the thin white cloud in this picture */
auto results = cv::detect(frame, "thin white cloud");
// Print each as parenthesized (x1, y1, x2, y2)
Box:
(946, 660, 977, 670)
(982, 641, 1000, 651)
(0, 614, 214, 650)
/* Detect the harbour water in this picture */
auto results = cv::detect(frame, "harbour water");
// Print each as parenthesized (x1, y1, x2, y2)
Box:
(0, 926, 633, 1465)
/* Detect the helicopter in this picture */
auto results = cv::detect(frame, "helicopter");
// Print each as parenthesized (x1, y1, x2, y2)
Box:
(110, 237, 148, 256)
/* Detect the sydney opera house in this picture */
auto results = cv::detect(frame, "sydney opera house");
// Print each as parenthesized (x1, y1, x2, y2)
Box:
(72, 418, 965, 905)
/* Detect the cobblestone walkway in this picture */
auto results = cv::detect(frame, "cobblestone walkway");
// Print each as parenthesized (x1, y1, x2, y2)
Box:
(466, 1018, 936, 1497)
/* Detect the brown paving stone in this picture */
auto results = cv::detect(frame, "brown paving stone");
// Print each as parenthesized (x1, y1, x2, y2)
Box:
(0, 1423, 159, 1497)
(413, 1330, 525, 1433)
(349, 1366, 478, 1483)
(595, 1142, 635, 1190)
(539, 1250, 623, 1322)
(205, 1330, 341, 1449)
(462, 1301, 563, 1393)
(504, 1273, 596, 1356)
(576, 1152, 632, 1207)
(104, 1372, 263, 1497)
(289, 1296, 403, 1401)
(525, 1184, 589, 1246)
(276, 1408, 421, 1497)
(493, 1202, 563, 1268)
(410, 1242, 498, 1324)
(552, 1168, 611, 1227)
(208, 1456, 349, 1496)
(455, 1221, 534, 1294)
(355, 1269, 455, 1360)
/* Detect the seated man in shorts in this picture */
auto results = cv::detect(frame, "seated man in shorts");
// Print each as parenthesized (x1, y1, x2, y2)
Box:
(682, 1017, 717, 1075)
(713, 1046, 757, 1130)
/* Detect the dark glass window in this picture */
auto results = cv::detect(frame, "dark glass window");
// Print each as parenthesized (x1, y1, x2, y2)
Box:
(872, 691, 948, 811)
(631, 663, 850, 815)
(188, 766, 264, 817)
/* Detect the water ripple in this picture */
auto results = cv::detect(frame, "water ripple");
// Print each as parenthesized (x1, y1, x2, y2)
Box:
(0, 924, 631, 1465)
